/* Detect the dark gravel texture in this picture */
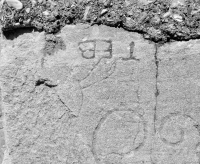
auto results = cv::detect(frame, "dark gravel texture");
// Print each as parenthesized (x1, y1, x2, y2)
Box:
(1, 0, 200, 43)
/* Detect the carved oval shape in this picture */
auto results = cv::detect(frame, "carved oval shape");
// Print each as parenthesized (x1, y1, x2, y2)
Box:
(92, 109, 146, 163)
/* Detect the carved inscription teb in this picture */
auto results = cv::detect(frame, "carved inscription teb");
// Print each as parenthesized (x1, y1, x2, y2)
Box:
(78, 39, 139, 61)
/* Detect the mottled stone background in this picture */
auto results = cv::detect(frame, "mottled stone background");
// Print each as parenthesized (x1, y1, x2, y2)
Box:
(0, 24, 200, 164)
(1, 0, 200, 164)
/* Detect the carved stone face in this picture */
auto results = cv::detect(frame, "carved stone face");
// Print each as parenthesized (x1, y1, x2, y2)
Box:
(1, 25, 200, 164)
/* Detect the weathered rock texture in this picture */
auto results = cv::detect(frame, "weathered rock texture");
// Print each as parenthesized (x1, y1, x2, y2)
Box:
(0, 25, 200, 164)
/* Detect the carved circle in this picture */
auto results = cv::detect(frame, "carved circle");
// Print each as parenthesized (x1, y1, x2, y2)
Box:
(159, 113, 200, 146)
(91, 109, 146, 164)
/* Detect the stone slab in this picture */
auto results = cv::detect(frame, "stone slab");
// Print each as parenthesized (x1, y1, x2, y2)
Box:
(154, 40, 200, 163)
(2, 24, 200, 164)
(0, 25, 156, 164)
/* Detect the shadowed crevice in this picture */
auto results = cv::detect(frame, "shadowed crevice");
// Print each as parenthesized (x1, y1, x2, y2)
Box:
(3, 27, 42, 40)
(35, 78, 57, 88)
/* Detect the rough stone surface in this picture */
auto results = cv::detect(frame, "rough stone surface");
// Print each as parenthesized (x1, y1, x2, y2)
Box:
(1, 24, 200, 164)
(153, 40, 200, 163)
(0, 24, 157, 163)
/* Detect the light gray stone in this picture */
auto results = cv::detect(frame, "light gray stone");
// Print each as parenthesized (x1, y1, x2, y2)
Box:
(1, 24, 200, 164)
(2, 149, 11, 164)
(0, 25, 156, 164)
(153, 40, 200, 164)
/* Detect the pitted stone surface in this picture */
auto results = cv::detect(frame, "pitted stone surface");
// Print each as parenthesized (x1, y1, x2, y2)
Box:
(1, 24, 200, 164)
(0, 25, 156, 164)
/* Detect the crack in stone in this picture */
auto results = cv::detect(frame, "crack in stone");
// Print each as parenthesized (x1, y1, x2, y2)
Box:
(78, 85, 84, 116)
(154, 43, 159, 133)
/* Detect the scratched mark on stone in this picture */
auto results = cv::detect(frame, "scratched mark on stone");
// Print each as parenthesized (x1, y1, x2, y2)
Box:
(91, 108, 147, 164)
(56, 79, 83, 117)
(80, 59, 118, 90)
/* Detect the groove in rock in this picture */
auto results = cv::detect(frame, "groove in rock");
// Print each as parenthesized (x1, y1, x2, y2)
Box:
(154, 43, 159, 133)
